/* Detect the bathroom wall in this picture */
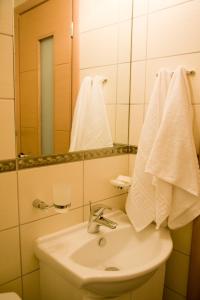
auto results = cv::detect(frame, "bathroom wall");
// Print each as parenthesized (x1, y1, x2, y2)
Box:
(129, 0, 200, 299)
(79, 0, 132, 144)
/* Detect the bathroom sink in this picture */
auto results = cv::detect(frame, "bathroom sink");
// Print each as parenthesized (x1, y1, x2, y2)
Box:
(35, 210, 172, 298)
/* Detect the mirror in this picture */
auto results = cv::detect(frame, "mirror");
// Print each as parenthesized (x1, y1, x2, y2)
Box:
(14, 0, 132, 156)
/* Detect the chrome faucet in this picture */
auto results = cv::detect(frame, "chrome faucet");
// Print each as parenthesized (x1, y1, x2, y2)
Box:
(87, 204, 117, 233)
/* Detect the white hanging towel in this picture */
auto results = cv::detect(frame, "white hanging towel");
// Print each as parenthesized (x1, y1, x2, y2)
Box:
(126, 69, 172, 231)
(69, 76, 92, 152)
(146, 66, 200, 229)
(69, 76, 113, 152)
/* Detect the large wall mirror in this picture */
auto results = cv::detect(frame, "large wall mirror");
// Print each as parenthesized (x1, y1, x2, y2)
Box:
(14, 0, 133, 157)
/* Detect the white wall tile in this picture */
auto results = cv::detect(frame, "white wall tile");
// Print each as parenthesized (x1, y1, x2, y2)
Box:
(18, 162, 83, 224)
(80, 65, 117, 104)
(117, 63, 131, 104)
(133, 0, 148, 17)
(0, 35, 14, 98)
(149, 0, 193, 13)
(147, 1, 200, 58)
(0, 278, 22, 298)
(145, 53, 200, 103)
(84, 155, 129, 204)
(0, 172, 18, 231)
(0, 0, 13, 35)
(119, 0, 133, 21)
(0, 227, 21, 285)
(83, 194, 127, 221)
(0, 100, 15, 160)
(115, 104, 129, 144)
(20, 208, 83, 274)
(130, 61, 146, 103)
(165, 251, 189, 296)
(79, 0, 119, 32)
(23, 270, 40, 300)
(132, 16, 147, 61)
(118, 20, 132, 63)
(129, 104, 144, 145)
(80, 25, 118, 69)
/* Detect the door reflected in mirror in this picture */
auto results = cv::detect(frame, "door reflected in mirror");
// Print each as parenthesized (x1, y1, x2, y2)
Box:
(14, 0, 132, 157)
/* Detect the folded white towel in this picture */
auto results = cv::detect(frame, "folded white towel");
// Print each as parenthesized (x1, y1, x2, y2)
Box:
(146, 66, 200, 229)
(69, 76, 113, 151)
(126, 69, 172, 231)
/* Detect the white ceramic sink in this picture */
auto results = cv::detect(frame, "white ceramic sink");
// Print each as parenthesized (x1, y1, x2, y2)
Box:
(35, 210, 172, 298)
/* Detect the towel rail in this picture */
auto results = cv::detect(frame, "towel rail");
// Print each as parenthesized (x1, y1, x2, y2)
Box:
(156, 69, 195, 77)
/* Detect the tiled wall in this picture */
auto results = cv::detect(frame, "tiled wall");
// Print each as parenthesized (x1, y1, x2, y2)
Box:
(130, 0, 200, 299)
(79, 0, 132, 144)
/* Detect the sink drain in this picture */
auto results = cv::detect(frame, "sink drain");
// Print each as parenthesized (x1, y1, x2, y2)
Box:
(105, 266, 120, 271)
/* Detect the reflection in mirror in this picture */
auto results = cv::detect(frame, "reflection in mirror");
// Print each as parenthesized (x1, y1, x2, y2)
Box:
(14, 0, 132, 157)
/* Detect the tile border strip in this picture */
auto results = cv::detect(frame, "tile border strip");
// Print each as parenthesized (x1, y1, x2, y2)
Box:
(0, 145, 138, 173)
(0, 159, 16, 173)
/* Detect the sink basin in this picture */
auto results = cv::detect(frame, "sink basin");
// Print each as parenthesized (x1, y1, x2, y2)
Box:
(35, 210, 172, 298)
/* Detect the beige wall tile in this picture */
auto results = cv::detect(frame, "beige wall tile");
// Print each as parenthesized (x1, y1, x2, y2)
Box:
(83, 194, 128, 221)
(117, 63, 131, 104)
(20, 208, 83, 274)
(23, 270, 40, 300)
(118, 20, 132, 63)
(130, 61, 146, 104)
(171, 223, 193, 255)
(54, 130, 70, 154)
(165, 250, 189, 296)
(133, 0, 148, 17)
(147, 1, 200, 59)
(115, 104, 129, 144)
(149, 0, 193, 13)
(163, 288, 186, 300)
(0, 100, 16, 160)
(0, 0, 13, 35)
(193, 105, 200, 154)
(18, 162, 83, 224)
(0, 227, 21, 285)
(0, 278, 22, 298)
(79, 0, 119, 33)
(80, 25, 118, 69)
(80, 65, 117, 104)
(84, 155, 129, 204)
(0, 35, 14, 98)
(119, 0, 133, 21)
(106, 104, 116, 140)
(145, 53, 200, 104)
(132, 16, 147, 61)
(129, 104, 144, 146)
(129, 154, 136, 176)
(0, 172, 18, 231)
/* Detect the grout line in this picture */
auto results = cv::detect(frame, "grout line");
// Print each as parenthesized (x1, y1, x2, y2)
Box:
(80, 61, 131, 71)
(137, 50, 200, 63)
(80, 18, 132, 35)
(173, 248, 190, 257)
(0, 276, 22, 287)
(0, 225, 19, 234)
(22, 268, 40, 278)
(0, 98, 14, 101)
(0, 32, 13, 37)
(165, 285, 187, 298)
(148, 0, 194, 16)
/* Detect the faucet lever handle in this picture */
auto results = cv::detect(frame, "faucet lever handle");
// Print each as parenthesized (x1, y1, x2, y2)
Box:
(91, 204, 111, 217)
